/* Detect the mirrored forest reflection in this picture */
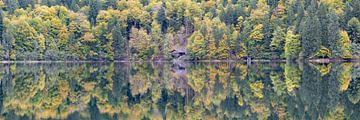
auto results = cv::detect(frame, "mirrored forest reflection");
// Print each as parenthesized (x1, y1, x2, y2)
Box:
(0, 62, 359, 120)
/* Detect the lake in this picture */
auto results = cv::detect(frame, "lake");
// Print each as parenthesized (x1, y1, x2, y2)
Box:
(0, 62, 359, 119)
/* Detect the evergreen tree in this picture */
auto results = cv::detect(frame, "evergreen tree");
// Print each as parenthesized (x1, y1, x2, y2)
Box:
(343, 2, 353, 27)
(347, 18, 360, 44)
(270, 26, 286, 58)
(248, 24, 265, 58)
(18, 0, 29, 9)
(352, 0, 360, 19)
(3, 25, 15, 60)
(284, 29, 301, 60)
(300, 0, 321, 58)
(318, 3, 328, 47)
(88, 0, 100, 27)
(157, 6, 168, 33)
(105, 0, 117, 9)
(4, 0, 18, 14)
(69, 0, 79, 11)
(327, 10, 341, 57)
(0, 11, 3, 45)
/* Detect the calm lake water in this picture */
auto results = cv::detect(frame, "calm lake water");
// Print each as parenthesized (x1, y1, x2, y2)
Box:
(0, 62, 359, 119)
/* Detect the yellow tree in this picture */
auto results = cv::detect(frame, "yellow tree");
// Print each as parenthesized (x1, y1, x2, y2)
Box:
(129, 28, 152, 60)
(339, 30, 353, 59)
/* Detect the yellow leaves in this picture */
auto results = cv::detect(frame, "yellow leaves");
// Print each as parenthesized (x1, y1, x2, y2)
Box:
(32, 6, 56, 20)
(129, 28, 152, 60)
(81, 32, 95, 43)
(187, 67, 206, 92)
(250, 24, 264, 41)
(284, 30, 301, 58)
(58, 26, 69, 46)
(96, 10, 112, 23)
(320, 0, 344, 15)
(339, 63, 352, 92)
(325, 104, 345, 120)
(250, 0, 270, 22)
(340, 31, 353, 59)
(250, 81, 264, 99)
(314, 46, 332, 58)
(313, 64, 332, 77)
(270, 72, 286, 96)
(38, 34, 46, 51)
(187, 31, 207, 59)
(284, 63, 301, 94)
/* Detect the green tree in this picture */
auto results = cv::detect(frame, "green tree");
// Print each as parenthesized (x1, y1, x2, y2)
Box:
(343, 2, 353, 27)
(270, 26, 286, 59)
(88, 0, 101, 27)
(112, 22, 126, 60)
(284, 29, 301, 60)
(327, 10, 341, 57)
(248, 24, 265, 58)
(4, 0, 19, 14)
(339, 31, 353, 59)
(347, 18, 360, 43)
(187, 31, 207, 60)
(318, 3, 328, 46)
(157, 6, 168, 33)
(3, 25, 15, 60)
(300, 0, 322, 58)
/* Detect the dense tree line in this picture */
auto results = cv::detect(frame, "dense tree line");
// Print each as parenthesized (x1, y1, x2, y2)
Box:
(0, 0, 358, 61)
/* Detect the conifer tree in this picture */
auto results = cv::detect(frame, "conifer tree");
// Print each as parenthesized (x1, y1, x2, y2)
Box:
(347, 18, 360, 43)
(88, 0, 100, 27)
(300, 0, 321, 58)
(157, 6, 168, 33)
(327, 10, 341, 57)
(4, 0, 19, 14)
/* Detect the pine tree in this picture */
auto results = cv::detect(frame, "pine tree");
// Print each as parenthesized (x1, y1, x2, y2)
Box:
(0, 11, 3, 60)
(318, 3, 329, 47)
(157, 6, 168, 33)
(4, 0, 19, 14)
(112, 22, 125, 60)
(3, 25, 15, 60)
(105, 0, 117, 9)
(352, 0, 360, 19)
(248, 24, 265, 58)
(300, 0, 321, 58)
(0, 10, 3, 45)
(270, 26, 286, 58)
(327, 10, 341, 57)
(343, 2, 353, 27)
(284, 29, 301, 60)
(88, 0, 100, 27)
(347, 18, 360, 44)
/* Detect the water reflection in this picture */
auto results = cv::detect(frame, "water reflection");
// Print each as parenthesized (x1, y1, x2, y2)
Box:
(0, 62, 359, 119)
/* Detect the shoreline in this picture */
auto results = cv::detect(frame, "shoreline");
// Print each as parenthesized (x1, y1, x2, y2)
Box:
(0, 59, 359, 63)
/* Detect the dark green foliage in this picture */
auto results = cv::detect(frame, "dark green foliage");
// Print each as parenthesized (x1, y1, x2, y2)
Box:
(347, 18, 360, 44)
(4, 0, 18, 14)
(157, 6, 168, 33)
(343, 2, 353, 28)
(327, 10, 341, 57)
(300, 1, 321, 58)
(352, 0, 360, 19)
(112, 22, 125, 60)
(88, 0, 100, 27)
(318, 4, 329, 47)
(105, 0, 117, 9)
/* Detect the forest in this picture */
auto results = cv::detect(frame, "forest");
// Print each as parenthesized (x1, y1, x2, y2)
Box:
(0, 0, 359, 61)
